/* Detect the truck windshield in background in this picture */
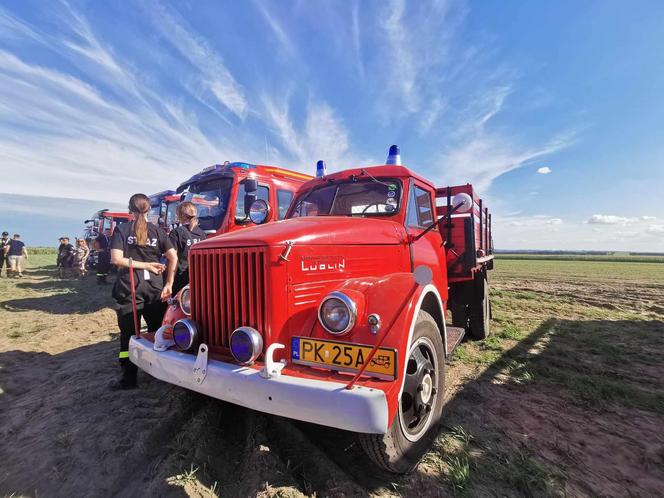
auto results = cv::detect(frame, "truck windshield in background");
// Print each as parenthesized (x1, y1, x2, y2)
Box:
(165, 202, 178, 228)
(183, 178, 233, 231)
(148, 205, 161, 225)
(290, 178, 402, 217)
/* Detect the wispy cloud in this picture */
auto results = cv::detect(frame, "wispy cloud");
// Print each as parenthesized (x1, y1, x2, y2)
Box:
(438, 130, 575, 193)
(261, 94, 352, 170)
(587, 214, 636, 225)
(0, 6, 250, 203)
(253, 0, 296, 58)
(0, 6, 41, 42)
(351, 2, 364, 79)
(146, 1, 248, 119)
(382, 0, 418, 113)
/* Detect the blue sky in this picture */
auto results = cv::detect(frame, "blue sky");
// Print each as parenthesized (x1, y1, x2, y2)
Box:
(1, 0, 663, 250)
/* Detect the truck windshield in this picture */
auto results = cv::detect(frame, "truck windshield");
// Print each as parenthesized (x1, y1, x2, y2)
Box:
(290, 178, 402, 218)
(183, 178, 233, 231)
(148, 205, 161, 225)
(165, 202, 179, 229)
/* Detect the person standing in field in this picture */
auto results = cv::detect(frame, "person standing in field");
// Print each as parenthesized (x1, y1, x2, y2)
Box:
(4, 234, 28, 278)
(93, 236, 111, 285)
(74, 239, 90, 278)
(0, 231, 9, 277)
(110, 193, 177, 389)
(169, 201, 207, 295)
(56, 237, 75, 278)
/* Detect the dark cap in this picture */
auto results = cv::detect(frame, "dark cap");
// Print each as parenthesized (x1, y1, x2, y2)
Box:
(1, 231, 8, 236)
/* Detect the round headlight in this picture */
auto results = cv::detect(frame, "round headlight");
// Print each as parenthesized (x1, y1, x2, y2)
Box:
(230, 327, 263, 365)
(318, 291, 357, 335)
(172, 318, 199, 351)
(179, 286, 191, 316)
(249, 199, 271, 225)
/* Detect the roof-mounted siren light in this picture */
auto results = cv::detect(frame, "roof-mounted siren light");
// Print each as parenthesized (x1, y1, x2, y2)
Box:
(386, 145, 401, 165)
(316, 160, 327, 177)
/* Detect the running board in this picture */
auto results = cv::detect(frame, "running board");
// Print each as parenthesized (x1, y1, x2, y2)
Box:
(446, 326, 465, 358)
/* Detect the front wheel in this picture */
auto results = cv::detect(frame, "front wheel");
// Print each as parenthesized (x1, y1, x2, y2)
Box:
(359, 310, 445, 474)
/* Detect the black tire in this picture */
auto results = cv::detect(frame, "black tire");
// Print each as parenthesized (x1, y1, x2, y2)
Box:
(467, 275, 490, 340)
(359, 310, 445, 474)
(449, 302, 468, 329)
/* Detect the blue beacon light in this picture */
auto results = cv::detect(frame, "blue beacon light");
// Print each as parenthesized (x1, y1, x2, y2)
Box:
(386, 145, 401, 165)
(316, 160, 327, 177)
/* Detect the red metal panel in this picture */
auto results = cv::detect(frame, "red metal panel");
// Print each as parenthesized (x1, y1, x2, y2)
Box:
(224, 251, 232, 342)
(190, 247, 267, 352)
(238, 252, 248, 325)
(212, 250, 220, 346)
(248, 250, 255, 328)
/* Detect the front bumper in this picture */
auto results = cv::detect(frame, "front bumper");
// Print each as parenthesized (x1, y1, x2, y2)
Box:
(129, 336, 389, 434)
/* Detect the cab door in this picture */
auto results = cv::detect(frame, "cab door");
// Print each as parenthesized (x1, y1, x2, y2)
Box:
(405, 180, 448, 295)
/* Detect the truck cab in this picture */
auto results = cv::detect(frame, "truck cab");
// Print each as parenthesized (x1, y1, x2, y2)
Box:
(84, 209, 132, 243)
(148, 190, 181, 232)
(176, 162, 312, 237)
(129, 148, 493, 474)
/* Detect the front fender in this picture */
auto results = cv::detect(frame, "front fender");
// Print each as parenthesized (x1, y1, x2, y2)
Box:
(321, 274, 445, 423)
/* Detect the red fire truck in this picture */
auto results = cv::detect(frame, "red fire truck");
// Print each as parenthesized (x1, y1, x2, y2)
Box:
(84, 209, 132, 242)
(176, 161, 312, 236)
(129, 147, 493, 473)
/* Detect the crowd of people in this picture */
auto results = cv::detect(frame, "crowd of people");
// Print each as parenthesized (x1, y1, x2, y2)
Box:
(4, 196, 202, 390)
(0, 231, 28, 278)
(56, 234, 112, 283)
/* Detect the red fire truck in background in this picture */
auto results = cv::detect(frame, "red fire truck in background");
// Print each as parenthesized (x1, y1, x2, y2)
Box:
(176, 161, 312, 236)
(129, 147, 493, 473)
(84, 209, 132, 243)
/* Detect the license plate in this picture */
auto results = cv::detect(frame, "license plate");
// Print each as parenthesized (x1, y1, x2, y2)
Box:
(291, 337, 397, 380)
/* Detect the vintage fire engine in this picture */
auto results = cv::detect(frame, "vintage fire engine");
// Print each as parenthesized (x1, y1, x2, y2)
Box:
(176, 161, 312, 236)
(129, 147, 494, 473)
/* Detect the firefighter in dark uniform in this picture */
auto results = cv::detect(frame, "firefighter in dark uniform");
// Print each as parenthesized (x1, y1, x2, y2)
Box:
(110, 193, 177, 389)
(169, 201, 207, 295)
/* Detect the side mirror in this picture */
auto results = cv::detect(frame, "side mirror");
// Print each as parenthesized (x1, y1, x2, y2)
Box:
(249, 199, 272, 225)
(244, 192, 258, 215)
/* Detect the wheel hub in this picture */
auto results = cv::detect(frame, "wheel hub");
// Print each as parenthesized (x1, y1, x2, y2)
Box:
(419, 373, 433, 404)
(400, 338, 438, 440)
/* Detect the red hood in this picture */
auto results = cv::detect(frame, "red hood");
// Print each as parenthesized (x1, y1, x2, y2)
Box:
(195, 217, 407, 248)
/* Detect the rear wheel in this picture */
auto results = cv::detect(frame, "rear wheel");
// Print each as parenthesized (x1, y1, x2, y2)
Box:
(449, 302, 468, 329)
(359, 310, 445, 474)
(467, 275, 491, 340)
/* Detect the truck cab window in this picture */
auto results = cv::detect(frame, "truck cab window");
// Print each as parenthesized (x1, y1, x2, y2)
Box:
(407, 185, 434, 228)
(277, 190, 294, 220)
(290, 179, 402, 218)
(183, 178, 233, 231)
(235, 183, 269, 222)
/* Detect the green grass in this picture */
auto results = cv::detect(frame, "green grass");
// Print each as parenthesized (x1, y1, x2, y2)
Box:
(26, 247, 58, 255)
(497, 253, 664, 263)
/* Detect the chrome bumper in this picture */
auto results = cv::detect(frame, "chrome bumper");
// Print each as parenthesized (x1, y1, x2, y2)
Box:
(129, 336, 389, 434)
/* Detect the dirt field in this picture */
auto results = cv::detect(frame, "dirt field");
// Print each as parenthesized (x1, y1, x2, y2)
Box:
(1, 255, 663, 497)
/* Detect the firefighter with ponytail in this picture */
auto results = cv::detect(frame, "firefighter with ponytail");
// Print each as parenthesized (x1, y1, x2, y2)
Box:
(169, 201, 207, 295)
(110, 193, 178, 389)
